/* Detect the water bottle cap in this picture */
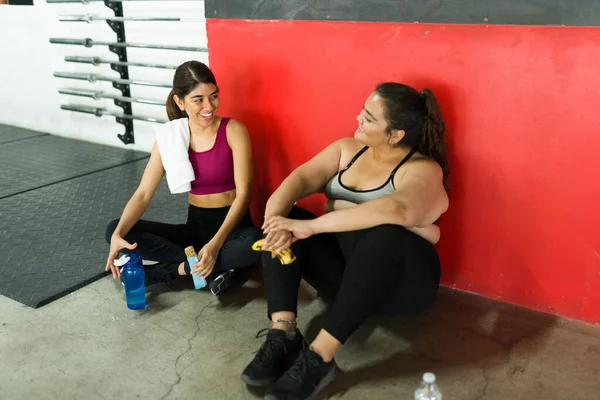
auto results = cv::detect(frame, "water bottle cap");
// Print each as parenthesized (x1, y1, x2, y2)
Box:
(113, 254, 130, 267)
(423, 372, 436, 384)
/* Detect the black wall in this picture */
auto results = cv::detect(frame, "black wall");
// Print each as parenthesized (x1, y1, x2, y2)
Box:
(205, 0, 600, 26)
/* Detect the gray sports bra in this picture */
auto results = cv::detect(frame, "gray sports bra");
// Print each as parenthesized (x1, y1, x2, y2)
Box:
(324, 146, 415, 204)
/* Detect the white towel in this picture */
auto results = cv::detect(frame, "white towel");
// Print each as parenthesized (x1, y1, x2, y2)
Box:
(155, 118, 195, 194)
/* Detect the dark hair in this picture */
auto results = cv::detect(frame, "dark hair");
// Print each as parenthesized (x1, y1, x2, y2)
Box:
(166, 61, 218, 121)
(375, 82, 450, 191)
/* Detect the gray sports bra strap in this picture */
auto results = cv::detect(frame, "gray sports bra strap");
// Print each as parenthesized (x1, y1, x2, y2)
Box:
(342, 146, 368, 172)
(390, 149, 416, 179)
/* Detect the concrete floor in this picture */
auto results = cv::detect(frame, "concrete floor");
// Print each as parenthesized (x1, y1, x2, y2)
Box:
(2, 271, 600, 400)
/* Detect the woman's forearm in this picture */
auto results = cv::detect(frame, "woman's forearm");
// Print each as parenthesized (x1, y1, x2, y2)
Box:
(113, 193, 151, 238)
(211, 192, 252, 246)
(324, 198, 440, 244)
(312, 196, 407, 234)
(265, 173, 311, 217)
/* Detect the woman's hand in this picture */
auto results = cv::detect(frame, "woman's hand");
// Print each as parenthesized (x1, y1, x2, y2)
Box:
(191, 241, 220, 279)
(263, 229, 295, 256)
(263, 216, 316, 242)
(105, 235, 138, 279)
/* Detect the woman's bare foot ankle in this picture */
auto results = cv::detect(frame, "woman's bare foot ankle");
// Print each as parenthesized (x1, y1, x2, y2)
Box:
(271, 322, 296, 332)
(310, 329, 340, 363)
(177, 262, 186, 276)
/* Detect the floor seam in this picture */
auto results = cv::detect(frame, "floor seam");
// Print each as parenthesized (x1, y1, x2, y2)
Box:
(160, 300, 216, 400)
(0, 155, 149, 201)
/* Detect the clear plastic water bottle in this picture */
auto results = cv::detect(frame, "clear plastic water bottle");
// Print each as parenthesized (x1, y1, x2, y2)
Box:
(415, 372, 442, 400)
(120, 251, 147, 310)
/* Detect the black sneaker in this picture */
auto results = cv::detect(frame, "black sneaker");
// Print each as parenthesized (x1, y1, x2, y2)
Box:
(144, 262, 178, 286)
(264, 347, 340, 400)
(208, 269, 235, 296)
(241, 329, 306, 387)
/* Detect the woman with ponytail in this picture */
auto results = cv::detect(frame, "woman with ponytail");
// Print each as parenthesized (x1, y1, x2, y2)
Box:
(104, 61, 261, 296)
(241, 83, 449, 398)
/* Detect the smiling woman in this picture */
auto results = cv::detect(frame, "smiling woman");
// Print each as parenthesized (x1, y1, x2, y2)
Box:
(241, 82, 450, 398)
(104, 60, 262, 297)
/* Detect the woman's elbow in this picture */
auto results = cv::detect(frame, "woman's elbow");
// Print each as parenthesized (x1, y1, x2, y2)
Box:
(387, 199, 418, 228)
(133, 189, 153, 205)
(235, 187, 253, 203)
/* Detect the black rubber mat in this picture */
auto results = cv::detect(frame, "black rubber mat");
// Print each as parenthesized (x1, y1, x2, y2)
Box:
(0, 159, 189, 308)
(0, 135, 148, 199)
(0, 124, 48, 144)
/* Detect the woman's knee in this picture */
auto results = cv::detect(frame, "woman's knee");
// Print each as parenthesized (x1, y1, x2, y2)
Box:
(348, 224, 411, 256)
(224, 226, 261, 247)
(218, 227, 263, 268)
(288, 206, 317, 220)
(359, 224, 430, 255)
(367, 224, 410, 240)
(248, 228, 263, 262)
(343, 224, 426, 278)
(247, 226, 263, 244)
(105, 219, 120, 243)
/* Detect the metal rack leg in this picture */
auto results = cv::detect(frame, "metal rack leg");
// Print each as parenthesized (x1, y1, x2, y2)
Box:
(104, 0, 134, 144)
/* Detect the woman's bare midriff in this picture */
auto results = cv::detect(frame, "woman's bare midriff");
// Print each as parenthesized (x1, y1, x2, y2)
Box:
(188, 189, 236, 208)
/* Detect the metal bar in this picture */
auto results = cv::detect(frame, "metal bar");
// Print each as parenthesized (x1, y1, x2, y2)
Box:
(59, 88, 164, 106)
(53, 72, 171, 88)
(60, 104, 167, 123)
(65, 56, 177, 69)
(50, 38, 92, 46)
(59, 14, 203, 22)
(50, 37, 206, 52)
(106, 111, 167, 124)
(60, 104, 103, 116)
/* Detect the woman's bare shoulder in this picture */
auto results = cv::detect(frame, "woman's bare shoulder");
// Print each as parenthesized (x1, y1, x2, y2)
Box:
(336, 137, 365, 163)
(224, 118, 250, 146)
(319, 137, 363, 172)
(404, 152, 443, 176)
(224, 118, 247, 133)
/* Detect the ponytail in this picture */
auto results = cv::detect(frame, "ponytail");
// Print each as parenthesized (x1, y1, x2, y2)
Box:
(166, 88, 186, 121)
(375, 82, 450, 192)
(419, 88, 450, 192)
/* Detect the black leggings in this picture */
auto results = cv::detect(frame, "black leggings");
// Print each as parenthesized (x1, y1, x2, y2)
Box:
(263, 207, 441, 344)
(106, 204, 262, 282)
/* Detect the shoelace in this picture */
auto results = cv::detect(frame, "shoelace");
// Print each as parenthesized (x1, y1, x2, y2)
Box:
(255, 328, 270, 339)
(254, 329, 288, 363)
(286, 349, 322, 383)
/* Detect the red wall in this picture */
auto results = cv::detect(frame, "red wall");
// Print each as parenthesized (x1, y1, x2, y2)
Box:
(207, 19, 600, 324)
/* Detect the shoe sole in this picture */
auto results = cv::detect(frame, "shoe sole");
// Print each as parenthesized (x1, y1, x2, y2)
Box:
(263, 364, 340, 400)
(240, 373, 276, 387)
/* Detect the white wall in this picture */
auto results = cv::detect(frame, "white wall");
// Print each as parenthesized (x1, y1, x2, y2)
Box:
(0, 0, 207, 152)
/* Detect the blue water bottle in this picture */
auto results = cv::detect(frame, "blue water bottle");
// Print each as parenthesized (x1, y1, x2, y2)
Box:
(120, 251, 147, 310)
